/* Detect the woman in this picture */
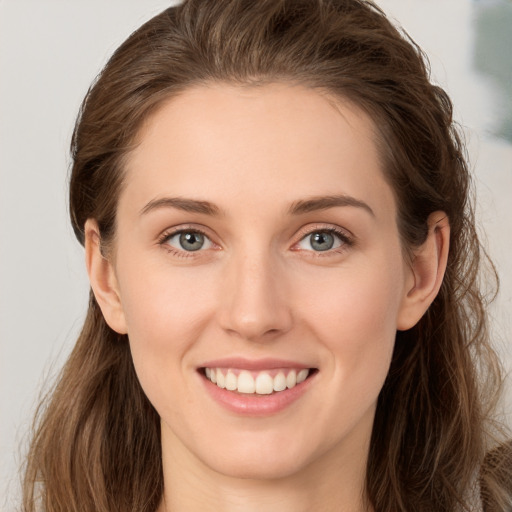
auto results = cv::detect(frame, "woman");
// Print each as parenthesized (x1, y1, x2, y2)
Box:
(22, 0, 511, 510)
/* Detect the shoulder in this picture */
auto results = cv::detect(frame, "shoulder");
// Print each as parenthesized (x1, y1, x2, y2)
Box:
(481, 440, 512, 512)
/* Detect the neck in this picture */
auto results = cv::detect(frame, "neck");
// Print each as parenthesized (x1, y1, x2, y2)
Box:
(158, 426, 373, 512)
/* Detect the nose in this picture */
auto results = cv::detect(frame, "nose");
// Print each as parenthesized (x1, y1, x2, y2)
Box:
(218, 251, 293, 342)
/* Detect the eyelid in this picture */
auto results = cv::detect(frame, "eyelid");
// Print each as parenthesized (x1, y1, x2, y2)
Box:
(158, 224, 210, 242)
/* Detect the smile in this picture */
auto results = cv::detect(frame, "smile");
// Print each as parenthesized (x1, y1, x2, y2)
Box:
(204, 367, 310, 394)
(199, 359, 318, 415)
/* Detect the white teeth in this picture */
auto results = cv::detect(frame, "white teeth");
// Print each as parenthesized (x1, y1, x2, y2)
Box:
(273, 372, 287, 392)
(216, 370, 226, 389)
(225, 370, 237, 391)
(286, 370, 297, 389)
(297, 369, 309, 383)
(205, 368, 311, 394)
(237, 371, 255, 393)
(255, 373, 274, 394)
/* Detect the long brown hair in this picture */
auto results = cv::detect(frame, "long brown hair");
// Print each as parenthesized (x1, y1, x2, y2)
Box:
(22, 1, 511, 510)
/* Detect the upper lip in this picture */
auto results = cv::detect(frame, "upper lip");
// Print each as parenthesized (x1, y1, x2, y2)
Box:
(199, 357, 313, 371)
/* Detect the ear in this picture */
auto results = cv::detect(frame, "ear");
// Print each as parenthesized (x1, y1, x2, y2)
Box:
(396, 211, 450, 331)
(85, 219, 127, 334)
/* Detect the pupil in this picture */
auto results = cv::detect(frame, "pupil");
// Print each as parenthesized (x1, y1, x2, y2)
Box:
(180, 232, 204, 251)
(311, 232, 334, 251)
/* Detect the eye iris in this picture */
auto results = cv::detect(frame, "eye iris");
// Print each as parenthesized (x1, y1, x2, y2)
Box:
(311, 232, 334, 251)
(179, 232, 204, 251)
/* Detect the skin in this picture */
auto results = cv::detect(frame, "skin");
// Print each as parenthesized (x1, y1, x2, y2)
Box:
(86, 83, 449, 512)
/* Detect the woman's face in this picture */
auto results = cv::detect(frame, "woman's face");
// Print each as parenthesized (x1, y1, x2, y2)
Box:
(107, 83, 415, 479)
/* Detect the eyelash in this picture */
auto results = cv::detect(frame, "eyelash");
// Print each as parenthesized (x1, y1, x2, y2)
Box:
(292, 226, 354, 256)
(158, 226, 214, 258)
(157, 225, 354, 257)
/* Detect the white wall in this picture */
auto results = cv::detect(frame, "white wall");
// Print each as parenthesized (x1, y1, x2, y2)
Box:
(1, 1, 510, 509)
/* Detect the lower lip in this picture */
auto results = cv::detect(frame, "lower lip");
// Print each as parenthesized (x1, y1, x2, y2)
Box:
(200, 371, 316, 416)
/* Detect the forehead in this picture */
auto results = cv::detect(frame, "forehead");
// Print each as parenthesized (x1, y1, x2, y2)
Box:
(121, 82, 395, 221)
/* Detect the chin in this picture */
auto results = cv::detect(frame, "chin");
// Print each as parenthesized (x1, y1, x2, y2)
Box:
(196, 433, 321, 481)
(208, 454, 310, 481)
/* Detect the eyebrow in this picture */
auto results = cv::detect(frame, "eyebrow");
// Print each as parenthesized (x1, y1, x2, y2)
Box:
(139, 194, 374, 218)
(288, 195, 375, 217)
(140, 197, 221, 216)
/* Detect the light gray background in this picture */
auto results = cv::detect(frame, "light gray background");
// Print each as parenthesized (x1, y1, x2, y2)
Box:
(1, 1, 511, 509)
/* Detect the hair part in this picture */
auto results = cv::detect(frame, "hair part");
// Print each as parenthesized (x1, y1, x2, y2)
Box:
(23, 1, 510, 510)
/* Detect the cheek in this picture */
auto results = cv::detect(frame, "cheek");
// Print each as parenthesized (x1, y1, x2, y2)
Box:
(119, 256, 217, 338)
(115, 257, 219, 393)
(295, 252, 405, 379)
(302, 255, 403, 328)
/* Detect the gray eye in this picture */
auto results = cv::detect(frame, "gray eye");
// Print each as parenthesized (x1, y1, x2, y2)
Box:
(179, 232, 205, 251)
(165, 231, 213, 252)
(297, 230, 343, 252)
(310, 232, 335, 251)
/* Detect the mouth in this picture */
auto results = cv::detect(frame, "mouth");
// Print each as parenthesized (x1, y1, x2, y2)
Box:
(197, 358, 319, 415)
(199, 367, 318, 395)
